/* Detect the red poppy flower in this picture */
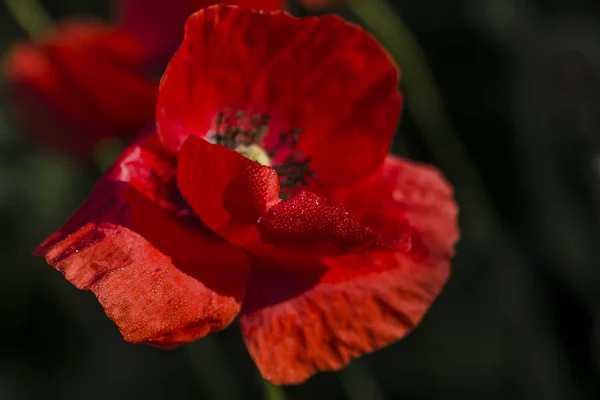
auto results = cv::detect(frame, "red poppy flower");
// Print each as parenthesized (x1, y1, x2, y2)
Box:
(3, 21, 157, 158)
(34, 6, 459, 384)
(4, 0, 282, 159)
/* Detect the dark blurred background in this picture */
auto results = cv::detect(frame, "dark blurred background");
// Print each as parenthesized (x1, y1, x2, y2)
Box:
(1, 0, 599, 399)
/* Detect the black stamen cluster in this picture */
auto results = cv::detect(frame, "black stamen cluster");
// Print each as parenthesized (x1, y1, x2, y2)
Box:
(209, 110, 317, 196)
(211, 110, 269, 148)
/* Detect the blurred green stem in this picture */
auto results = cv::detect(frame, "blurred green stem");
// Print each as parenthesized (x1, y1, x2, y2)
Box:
(264, 381, 287, 400)
(338, 359, 385, 400)
(185, 335, 246, 400)
(93, 138, 126, 172)
(350, 0, 496, 238)
(4, 0, 53, 38)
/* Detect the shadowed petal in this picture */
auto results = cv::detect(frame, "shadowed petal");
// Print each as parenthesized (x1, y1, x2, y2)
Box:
(240, 253, 449, 384)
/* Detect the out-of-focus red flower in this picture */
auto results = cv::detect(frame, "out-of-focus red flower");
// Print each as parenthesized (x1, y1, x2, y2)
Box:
(3, 21, 157, 158)
(297, 0, 348, 10)
(4, 1, 282, 159)
(35, 6, 459, 384)
(118, 0, 283, 65)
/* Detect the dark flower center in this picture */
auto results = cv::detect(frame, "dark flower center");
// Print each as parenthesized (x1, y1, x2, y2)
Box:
(208, 109, 316, 198)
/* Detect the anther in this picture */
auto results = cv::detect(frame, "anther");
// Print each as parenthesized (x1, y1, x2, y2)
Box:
(208, 110, 316, 196)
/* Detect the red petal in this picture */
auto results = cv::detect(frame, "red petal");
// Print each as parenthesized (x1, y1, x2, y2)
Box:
(198, 0, 281, 9)
(239, 157, 459, 384)
(259, 191, 410, 255)
(177, 135, 405, 258)
(330, 155, 459, 258)
(35, 133, 249, 346)
(117, 0, 192, 66)
(3, 20, 157, 159)
(157, 6, 401, 187)
(118, 0, 282, 66)
(240, 253, 450, 384)
(296, 0, 343, 9)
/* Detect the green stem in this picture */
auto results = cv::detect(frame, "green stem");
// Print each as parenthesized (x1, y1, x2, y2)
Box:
(338, 359, 385, 400)
(4, 0, 54, 37)
(93, 138, 126, 172)
(264, 381, 287, 400)
(185, 335, 245, 400)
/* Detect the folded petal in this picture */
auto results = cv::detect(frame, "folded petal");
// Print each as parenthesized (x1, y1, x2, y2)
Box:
(177, 136, 408, 258)
(3, 20, 157, 159)
(157, 5, 401, 187)
(239, 157, 458, 384)
(35, 133, 249, 346)
(118, 0, 282, 66)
